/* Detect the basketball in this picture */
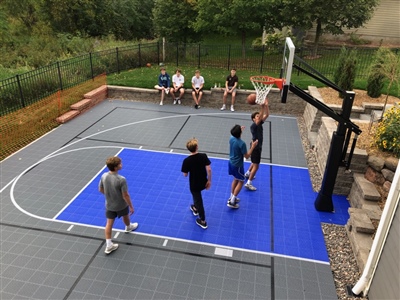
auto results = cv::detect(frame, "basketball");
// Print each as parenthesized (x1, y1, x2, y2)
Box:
(247, 94, 257, 105)
(146, 63, 151, 67)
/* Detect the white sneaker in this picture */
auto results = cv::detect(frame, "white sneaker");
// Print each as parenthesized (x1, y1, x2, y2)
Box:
(105, 243, 119, 254)
(159, 101, 163, 105)
(125, 222, 139, 232)
(165, 89, 169, 95)
(173, 99, 177, 105)
(244, 171, 250, 178)
(177, 99, 181, 105)
(245, 183, 257, 191)
(230, 105, 235, 112)
(220, 104, 226, 111)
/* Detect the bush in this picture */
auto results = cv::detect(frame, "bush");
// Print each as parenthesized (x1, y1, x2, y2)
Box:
(333, 47, 357, 97)
(374, 105, 400, 157)
(367, 71, 384, 97)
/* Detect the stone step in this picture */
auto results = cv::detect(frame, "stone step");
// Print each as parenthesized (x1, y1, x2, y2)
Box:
(348, 207, 375, 234)
(70, 99, 92, 111)
(346, 223, 373, 272)
(55, 110, 80, 124)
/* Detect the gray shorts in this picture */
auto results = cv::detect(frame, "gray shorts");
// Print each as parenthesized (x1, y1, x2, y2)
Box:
(106, 206, 129, 219)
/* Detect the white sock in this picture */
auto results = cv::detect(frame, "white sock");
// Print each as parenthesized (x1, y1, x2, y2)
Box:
(230, 193, 234, 199)
(247, 180, 252, 185)
(230, 195, 236, 204)
(106, 239, 113, 247)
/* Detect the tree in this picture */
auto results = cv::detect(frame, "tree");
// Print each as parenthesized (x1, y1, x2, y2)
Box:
(269, 0, 379, 56)
(194, 0, 270, 52)
(108, 0, 154, 40)
(152, 0, 199, 44)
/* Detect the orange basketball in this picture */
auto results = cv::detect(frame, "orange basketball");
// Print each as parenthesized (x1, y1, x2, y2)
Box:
(146, 63, 151, 67)
(247, 94, 257, 105)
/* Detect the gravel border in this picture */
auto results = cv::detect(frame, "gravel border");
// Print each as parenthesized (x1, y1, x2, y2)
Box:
(297, 116, 367, 300)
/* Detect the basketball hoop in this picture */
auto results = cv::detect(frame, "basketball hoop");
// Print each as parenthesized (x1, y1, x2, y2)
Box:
(250, 76, 284, 105)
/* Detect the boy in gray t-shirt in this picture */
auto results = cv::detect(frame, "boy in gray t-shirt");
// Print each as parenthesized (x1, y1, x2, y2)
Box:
(99, 156, 139, 254)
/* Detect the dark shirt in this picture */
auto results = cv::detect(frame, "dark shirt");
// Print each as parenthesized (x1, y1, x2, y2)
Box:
(158, 73, 170, 88)
(250, 121, 264, 147)
(226, 74, 238, 87)
(181, 153, 211, 191)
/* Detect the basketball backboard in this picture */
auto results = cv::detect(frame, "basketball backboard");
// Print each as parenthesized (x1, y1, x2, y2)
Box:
(280, 37, 295, 103)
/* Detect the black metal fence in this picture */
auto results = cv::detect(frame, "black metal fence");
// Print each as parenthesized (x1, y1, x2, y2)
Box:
(1, 42, 398, 116)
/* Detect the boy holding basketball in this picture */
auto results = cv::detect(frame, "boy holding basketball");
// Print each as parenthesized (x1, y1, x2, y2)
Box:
(227, 125, 258, 208)
(99, 156, 138, 254)
(181, 138, 212, 229)
(245, 102, 270, 191)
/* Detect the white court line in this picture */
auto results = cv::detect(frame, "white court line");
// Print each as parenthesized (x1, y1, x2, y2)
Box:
(114, 232, 120, 239)
(67, 225, 74, 231)
(53, 147, 124, 219)
(163, 239, 168, 246)
(6, 110, 325, 264)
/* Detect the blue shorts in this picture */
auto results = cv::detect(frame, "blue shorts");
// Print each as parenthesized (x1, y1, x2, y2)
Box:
(106, 206, 129, 219)
(228, 162, 245, 181)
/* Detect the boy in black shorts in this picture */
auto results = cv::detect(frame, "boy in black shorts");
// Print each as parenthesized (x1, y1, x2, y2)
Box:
(245, 102, 269, 191)
(99, 156, 139, 254)
(181, 138, 212, 229)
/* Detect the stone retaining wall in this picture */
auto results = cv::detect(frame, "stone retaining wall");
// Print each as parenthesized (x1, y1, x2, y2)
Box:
(107, 85, 307, 116)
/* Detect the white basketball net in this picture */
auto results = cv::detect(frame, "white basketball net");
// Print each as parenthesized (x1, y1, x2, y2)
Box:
(250, 76, 275, 105)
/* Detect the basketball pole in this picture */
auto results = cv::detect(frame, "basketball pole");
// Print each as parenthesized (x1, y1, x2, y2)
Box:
(314, 91, 355, 212)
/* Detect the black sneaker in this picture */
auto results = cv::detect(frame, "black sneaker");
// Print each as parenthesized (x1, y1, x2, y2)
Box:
(196, 218, 208, 229)
(195, 104, 198, 109)
(227, 202, 240, 209)
(227, 197, 240, 204)
(190, 205, 199, 216)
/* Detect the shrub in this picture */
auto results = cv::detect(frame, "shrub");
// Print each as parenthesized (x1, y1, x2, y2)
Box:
(367, 71, 384, 98)
(374, 104, 400, 157)
(333, 47, 357, 98)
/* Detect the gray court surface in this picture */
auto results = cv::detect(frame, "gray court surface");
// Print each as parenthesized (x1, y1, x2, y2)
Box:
(0, 100, 337, 300)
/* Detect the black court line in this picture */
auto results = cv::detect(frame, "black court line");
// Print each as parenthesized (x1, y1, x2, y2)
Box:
(0, 222, 271, 269)
(168, 115, 191, 148)
(63, 241, 105, 300)
(269, 122, 276, 300)
(60, 107, 119, 149)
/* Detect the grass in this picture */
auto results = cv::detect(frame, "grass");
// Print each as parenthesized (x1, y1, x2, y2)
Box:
(107, 64, 368, 91)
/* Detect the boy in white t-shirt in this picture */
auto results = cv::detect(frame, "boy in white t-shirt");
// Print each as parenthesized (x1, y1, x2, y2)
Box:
(191, 70, 204, 109)
(171, 69, 185, 104)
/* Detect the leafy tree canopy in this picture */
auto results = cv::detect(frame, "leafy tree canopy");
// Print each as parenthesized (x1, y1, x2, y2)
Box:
(268, 0, 379, 53)
(153, 0, 199, 43)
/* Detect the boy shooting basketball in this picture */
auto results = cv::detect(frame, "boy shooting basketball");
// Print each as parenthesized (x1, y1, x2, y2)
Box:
(181, 138, 211, 229)
(227, 125, 258, 208)
(245, 102, 269, 191)
(99, 156, 138, 254)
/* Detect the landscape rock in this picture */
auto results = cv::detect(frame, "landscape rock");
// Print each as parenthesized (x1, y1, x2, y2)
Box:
(384, 156, 399, 172)
(383, 181, 392, 192)
(367, 155, 385, 172)
(364, 166, 385, 185)
(381, 168, 395, 182)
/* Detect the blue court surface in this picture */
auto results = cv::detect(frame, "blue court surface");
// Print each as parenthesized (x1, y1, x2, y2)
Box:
(56, 147, 350, 262)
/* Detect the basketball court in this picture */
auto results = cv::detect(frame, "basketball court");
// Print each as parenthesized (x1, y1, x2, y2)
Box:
(0, 38, 353, 299)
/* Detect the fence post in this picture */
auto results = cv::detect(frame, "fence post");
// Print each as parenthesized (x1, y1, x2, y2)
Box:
(116, 47, 120, 74)
(89, 53, 94, 79)
(16, 75, 25, 108)
(157, 42, 160, 66)
(227, 45, 231, 70)
(260, 45, 265, 73)
(176, 43, 179, 66)
(56, 62, 63, 91)
(138, 44, 142, 67)
(198, 44, 201, 68)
